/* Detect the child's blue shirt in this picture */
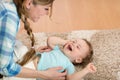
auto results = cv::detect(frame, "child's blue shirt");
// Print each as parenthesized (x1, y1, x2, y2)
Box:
(37, 46, 75, 80)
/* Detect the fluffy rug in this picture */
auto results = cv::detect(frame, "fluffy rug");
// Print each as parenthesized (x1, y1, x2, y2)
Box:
(16, 29, 120, 80)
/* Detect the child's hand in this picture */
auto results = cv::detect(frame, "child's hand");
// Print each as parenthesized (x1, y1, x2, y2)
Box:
(85, 63, 97, 73)
(37, 46, 52, 53)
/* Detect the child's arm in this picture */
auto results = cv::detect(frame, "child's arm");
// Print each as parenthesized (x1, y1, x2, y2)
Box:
(47, 36, 68, 49)
(67, 63, 97, 80)
(36, 37, 65, 53)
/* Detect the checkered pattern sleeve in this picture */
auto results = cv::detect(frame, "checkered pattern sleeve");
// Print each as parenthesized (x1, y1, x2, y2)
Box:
(0, 1, 21, 76)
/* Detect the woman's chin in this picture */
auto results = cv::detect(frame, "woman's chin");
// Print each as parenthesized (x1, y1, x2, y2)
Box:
(32, 18, 40, 22)
(33, 19, 38, 22)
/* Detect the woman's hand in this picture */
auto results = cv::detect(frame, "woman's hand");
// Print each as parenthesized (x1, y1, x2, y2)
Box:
(37, 46, 52, 53)
(42, 67, 67, 80)
(16, 67, 66, 79)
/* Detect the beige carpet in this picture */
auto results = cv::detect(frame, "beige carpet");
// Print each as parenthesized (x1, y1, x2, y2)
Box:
(17, 29, 120, 80)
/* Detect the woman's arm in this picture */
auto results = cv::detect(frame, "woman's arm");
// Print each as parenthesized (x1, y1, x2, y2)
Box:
(66, 63, 97, 80)
(16, 66, 67, 80)
(47, 36, 68, 49)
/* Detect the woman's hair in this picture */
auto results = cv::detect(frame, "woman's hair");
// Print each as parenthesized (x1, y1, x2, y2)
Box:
(73, 39, 93, 68)
(13, 0, 54, 66)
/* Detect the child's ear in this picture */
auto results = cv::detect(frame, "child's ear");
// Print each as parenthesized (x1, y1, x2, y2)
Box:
(75, 58, 82, 63)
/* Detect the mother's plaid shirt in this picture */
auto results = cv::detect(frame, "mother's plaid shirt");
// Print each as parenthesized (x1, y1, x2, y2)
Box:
(0, 1, 21, 76)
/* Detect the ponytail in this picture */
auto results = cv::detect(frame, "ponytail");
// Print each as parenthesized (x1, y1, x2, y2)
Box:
(18, 17, 36, 66)
(13, 0, 36, 66)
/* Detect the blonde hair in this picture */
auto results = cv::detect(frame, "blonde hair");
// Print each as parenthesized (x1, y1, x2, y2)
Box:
(13, 0, 54, 66)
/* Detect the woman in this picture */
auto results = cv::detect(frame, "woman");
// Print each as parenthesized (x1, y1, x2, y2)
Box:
(0, 0, 66, 79)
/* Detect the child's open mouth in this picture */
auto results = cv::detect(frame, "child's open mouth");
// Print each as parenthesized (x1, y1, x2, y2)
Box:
(67, 44, 72, 51)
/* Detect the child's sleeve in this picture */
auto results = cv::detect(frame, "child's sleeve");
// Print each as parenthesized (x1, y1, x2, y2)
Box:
(66, 63, 75, 74)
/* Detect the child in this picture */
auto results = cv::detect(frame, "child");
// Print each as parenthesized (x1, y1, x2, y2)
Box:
(33, 36, 97, 80)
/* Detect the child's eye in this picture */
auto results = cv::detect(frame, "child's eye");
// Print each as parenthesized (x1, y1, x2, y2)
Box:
(73, 41, 75, 43)
(77, 46, 79, 49)
(77, 45, 81, 49)
(73, 40, 77, 43)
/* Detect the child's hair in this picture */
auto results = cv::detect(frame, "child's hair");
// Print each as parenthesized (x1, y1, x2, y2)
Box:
(73, 39, 93, 68)
(13, 0, 54, 66)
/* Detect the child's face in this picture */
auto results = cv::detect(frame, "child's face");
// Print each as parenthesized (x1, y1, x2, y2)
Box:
(63, 39, 90, 63)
